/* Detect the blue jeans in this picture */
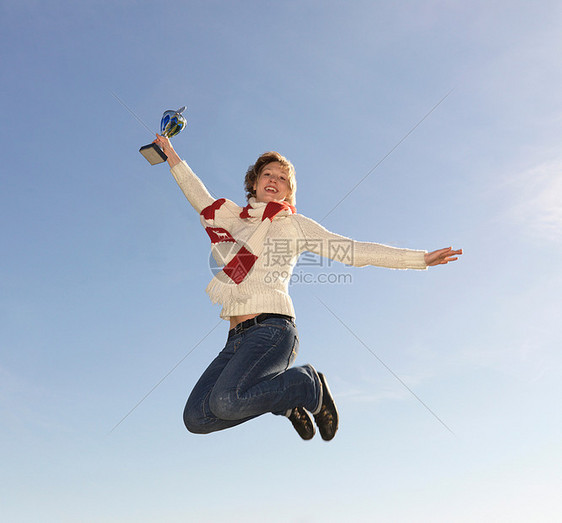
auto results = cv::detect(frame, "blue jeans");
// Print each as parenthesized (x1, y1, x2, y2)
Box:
(183, 316, 321, 434)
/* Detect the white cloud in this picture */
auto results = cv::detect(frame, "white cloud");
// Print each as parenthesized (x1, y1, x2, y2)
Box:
(335, 364, 437, 404)
(503, 159, 562, 243)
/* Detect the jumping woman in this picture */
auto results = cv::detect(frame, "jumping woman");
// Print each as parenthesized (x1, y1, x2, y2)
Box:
(153, 133, 462, 441)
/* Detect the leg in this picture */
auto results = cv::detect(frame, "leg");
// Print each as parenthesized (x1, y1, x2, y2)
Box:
(183, 333, 255, 434)
(184, 317, 322, 434)
(208, 317, 321, 421)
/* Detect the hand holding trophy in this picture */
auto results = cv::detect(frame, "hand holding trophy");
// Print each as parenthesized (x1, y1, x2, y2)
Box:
(139, 107, 187, 165)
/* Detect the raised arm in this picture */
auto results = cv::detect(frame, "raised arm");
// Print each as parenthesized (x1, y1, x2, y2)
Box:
(154, 134, 215, 214)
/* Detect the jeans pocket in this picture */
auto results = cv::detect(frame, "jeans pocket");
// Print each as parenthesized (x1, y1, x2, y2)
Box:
(253, 320, 287, 340)
(286, 333, 299, 368)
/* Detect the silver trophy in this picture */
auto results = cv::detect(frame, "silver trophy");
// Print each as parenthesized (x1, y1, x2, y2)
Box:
(139, 106, 187, 165)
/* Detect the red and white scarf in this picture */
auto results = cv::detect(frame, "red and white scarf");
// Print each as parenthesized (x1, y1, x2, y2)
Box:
(200, 196, 297, 306)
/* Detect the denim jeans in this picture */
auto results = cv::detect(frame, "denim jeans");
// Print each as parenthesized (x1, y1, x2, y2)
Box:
(183, 316, 321, 434)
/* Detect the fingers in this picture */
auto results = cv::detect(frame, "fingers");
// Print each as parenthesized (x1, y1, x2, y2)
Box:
(439, 247, 463, 257)
(427, 247, 463, 266)
(440, 250, 462, 264)
(441, 247, 462, 255)
(153, 134, 172, 153)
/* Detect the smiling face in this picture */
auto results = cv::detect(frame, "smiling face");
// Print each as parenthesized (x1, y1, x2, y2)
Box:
(253, 161, 290, 203)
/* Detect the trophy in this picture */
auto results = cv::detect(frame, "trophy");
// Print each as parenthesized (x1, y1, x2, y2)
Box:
(139, 106, 187, 165)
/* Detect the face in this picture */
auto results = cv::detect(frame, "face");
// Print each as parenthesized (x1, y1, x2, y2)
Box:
(253, 161, 290, 203)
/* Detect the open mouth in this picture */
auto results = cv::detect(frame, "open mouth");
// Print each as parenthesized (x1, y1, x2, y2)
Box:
(265, 186, 278, 193)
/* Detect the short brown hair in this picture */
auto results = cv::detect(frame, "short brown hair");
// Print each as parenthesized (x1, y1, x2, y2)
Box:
(244, 151, 297, 206)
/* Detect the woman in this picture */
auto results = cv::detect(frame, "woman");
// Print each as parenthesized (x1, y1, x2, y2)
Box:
(154, 134, 462, 441)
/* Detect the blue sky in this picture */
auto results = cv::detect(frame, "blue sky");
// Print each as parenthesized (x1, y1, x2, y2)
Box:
(1, 1, 561, 521)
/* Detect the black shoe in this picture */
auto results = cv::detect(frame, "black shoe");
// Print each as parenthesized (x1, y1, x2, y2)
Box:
(288, 406, 316, 440)
(313, 373, 339, 441)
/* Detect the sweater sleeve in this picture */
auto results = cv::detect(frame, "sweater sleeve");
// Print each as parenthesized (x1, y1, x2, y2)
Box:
(170, 160, 216, 214)
(293, 214, 428, 270)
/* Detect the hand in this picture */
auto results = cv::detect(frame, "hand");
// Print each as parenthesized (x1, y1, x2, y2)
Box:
(424, 247, 463, 267)
(153, 133, 181, 167)
(153, 133, 173, 155)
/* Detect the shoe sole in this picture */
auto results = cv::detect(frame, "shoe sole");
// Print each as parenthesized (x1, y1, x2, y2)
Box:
(316, 373, 339, 441)
(289, 407, 316, 440)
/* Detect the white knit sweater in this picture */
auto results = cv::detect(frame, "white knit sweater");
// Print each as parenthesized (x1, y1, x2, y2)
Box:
(171, 161, 427, 320)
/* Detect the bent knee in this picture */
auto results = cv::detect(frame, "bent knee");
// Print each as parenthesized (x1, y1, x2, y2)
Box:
(209, 390, 244, 421)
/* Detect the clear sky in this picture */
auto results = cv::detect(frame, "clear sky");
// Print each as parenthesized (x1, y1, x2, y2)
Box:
(1, 1, 562, 522)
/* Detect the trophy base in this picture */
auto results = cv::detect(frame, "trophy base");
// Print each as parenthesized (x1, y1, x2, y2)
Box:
(139, 143, 168, 165)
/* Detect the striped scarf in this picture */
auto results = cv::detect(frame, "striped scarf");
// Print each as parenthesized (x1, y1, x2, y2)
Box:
(200, 196, 297, 306)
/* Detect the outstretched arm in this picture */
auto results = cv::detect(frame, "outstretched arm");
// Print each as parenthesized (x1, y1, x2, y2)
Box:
(424, 247, 463, 266)
(293, 214, 428, 270)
